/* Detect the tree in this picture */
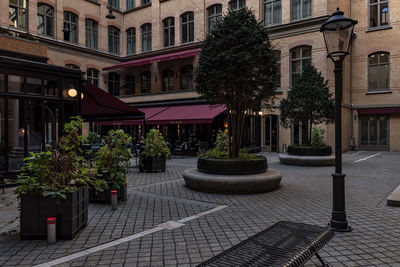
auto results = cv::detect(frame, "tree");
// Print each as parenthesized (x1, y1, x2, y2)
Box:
(195, 8, 279, 158)
(279, 64, 335, 144)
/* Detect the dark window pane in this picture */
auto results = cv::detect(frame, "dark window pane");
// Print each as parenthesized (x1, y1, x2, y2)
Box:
(8, 75, 23, 93)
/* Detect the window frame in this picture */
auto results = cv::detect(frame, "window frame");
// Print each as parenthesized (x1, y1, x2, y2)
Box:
(37, 3, 54, 37)
(291, 0, 312, 22)
(290, 46, 312, 87)
(207, 4, 222, 33)
(108, 72, 121, 96)
(108, 0, 120, 9)
(263, 0, 282, 27)
(180, 65, 193, 91)
(228, 0, 246, 11)
(181, 12, 194, 44)
(85, 19, 98, 49)
(87, 68, 99, 87)
(369, 0, 389, 29)
(140, 71, 151, 94)
(124, 73, 135, 95)
(163, 17, 175, 48)
(108, 26, 120, 54)
(162, 68, 175, 92)
(9, 0, 28, 30)
(141, 23, 152, 52)
(63, 12, 78, 43)
(126, 0, 135, 10)
(126, 27, 136, 55)
(368, 52, 390, 92)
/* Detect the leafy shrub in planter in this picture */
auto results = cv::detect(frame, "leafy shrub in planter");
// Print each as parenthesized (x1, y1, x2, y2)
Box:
(139, 129, 170, 172)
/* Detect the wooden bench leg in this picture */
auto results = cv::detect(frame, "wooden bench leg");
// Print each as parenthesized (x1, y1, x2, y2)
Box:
(315, 253, 329, 267)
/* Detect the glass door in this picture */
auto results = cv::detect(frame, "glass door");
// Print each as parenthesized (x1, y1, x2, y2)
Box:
(359, 115, 389, 150)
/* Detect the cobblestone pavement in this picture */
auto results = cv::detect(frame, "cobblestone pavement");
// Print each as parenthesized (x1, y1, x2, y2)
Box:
(0, 151, 399, 266)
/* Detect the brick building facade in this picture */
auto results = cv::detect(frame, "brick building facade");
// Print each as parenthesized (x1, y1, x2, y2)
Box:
(1, 0, 399, 151)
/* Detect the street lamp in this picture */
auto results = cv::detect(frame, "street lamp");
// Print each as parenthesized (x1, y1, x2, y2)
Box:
(320, 8, 357, 232)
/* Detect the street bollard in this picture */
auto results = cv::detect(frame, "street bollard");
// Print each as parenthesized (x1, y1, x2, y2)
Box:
(47, 217, 56, 244)
(123, 182, 128, 201)
(282, 144, 287, 154)
(111, 190, 118, 210)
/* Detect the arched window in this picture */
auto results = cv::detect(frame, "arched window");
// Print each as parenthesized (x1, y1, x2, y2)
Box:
(87, 68, 99, 87)
(85, 19, 98, 49)
(368, 52, 390, 92)
(291, 0, 311, 21)
(108, 26, 120, 54)
(141, 24, 152, 52)
(38, 3, 54, 37)
(369, 0, 389, 28)
(181, 12, 194, 43)
(65, 64, 80, 70)
(108, 72, 120, 96)
(180, 65, 193, 90)
(163, 17, 175, 47)
(207, 4, 222, 33)
(264, 0, 282, 26)
(290, 46, 311, 87)
(9, 0, 28, 29)
(162, 68, 175, 92)
(140, 71, 151, 93)
(126, 27, 136, 55)
(63, 12, 78, 43)
(229, 0, 245, 11)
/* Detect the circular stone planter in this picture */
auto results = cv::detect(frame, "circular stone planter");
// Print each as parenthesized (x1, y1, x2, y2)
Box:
(197, 157, 267, 175)
(279, 153, 335, 166)
(183, 168, 282, 194)
(287, 146, 332, 156)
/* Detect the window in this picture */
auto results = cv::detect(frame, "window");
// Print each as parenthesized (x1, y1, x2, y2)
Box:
(141, 0, 151, 5)
(229, 0, 245, 11)
(163, 17, 175, 47)
(290, 46, 311, 87)
(275, 51, 281, 91)
(108, 72, 120, 96)
(180, 65, 193, 90)
(87, 68, 99, 87)
(64, 12, 78, 43)
(65, 64, 80, 70)
(368, 52, 390, 92)
(108, 0, 119, 9)
(141, 24, 152, 52)
(9, 0, 28, 30)
(291, 0, 312, 21)
(369, 0, 389, 28)
(124, 73, 135, 95)
(181, 12, 194, 44)
(162, 68, 175, 92)
(108, 26, 120, 54)
(85, 19, 98, 49)
(264, 0, 282, 26)
(37, 4, 54, 37)
(126, 28, 136, 55)
(140, 71, 151, 93)
(127, 0, 135, 10)
(207, 4, 222, 33)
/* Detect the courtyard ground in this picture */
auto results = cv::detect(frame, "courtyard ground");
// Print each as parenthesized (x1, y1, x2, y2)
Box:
(0, 151, 399, 266)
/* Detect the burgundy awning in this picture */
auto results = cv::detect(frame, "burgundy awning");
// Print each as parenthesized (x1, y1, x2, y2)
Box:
(146, 104, 226, 125)
(103, 48, 201, 71)
(358, 108, 400, 114)
(82, 84, 144, 121)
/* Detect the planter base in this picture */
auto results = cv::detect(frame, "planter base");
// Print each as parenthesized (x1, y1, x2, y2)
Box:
(89, 185, 126, 204)
(279, 154, 335, 166)
(183, 168, 282, 194)
(140, 157, 166, 172)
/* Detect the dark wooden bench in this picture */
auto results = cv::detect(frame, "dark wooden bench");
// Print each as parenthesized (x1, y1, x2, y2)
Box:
(198, 221, 334, 267)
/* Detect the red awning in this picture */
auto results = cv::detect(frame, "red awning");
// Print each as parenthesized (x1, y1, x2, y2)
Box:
(103, 48, 201, 71)
(82, 84, 144, 121)
(146, 104, 226, 125)
(358, 108, 400, 114)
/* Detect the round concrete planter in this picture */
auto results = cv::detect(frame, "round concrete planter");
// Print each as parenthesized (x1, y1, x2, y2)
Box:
(287, 146, 332, 156)
(279, 153, 335, 166)
(183, 168, 282, 194)
(197, 157, 267, 175)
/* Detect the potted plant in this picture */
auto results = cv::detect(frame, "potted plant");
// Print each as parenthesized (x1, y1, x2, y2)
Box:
(13, 117, 100, 240)
(139, 129, 170, 172)
(90, 129, 132, 203)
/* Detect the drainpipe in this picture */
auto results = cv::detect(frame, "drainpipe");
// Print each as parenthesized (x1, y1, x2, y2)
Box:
(350, 0, 355, 149)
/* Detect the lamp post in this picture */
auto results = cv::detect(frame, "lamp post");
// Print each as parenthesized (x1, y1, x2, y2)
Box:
(320, 8, 357, 232)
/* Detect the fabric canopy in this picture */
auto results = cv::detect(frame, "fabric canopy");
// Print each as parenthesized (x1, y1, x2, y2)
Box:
(358, 108, 400, 115)
(81, 84, 144, 121)
(103, 48, 201, 71)
(146, 104, 226, 125)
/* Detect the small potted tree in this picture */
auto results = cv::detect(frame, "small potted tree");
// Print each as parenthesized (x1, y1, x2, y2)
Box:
(139, 129, 170, 172)
(90, 129, 132, 203)
(14, 117, 98, 240)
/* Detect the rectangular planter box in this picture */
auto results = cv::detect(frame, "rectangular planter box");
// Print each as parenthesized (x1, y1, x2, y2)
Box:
(139, 157, 166, 173)
(89, 184, 126, 204)
(20, 185, 88, 240)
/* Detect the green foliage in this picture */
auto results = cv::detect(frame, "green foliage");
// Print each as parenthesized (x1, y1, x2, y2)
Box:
(215, 130, 229, 152)
(95, 129, 132, 190)
(279, 64, 335, 144)
(199, 148, 260, 160)
(195, 8, 279, 158)
(140, 129, 170, 159)
(13, 117, 101, 202)
(86, 132, 98, 144)
(311, 127, 326, 147)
